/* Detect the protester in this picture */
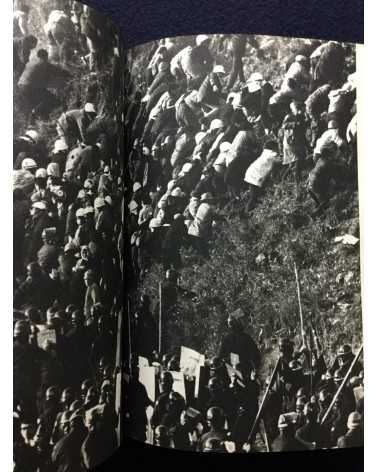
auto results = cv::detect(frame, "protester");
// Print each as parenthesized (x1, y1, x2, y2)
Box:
(13, 1, 123, 468)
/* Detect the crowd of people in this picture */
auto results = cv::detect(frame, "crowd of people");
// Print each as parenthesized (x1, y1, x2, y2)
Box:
(13, 1, 124, 470)
(124, 35, 363, 452)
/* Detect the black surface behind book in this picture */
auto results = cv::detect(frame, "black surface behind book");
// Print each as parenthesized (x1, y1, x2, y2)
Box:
(12, 0, 363, 470)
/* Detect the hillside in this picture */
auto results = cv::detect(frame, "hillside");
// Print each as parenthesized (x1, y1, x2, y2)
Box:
(128, 35, 362, 368)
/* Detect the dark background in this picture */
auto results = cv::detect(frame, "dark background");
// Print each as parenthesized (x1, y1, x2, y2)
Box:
(81, 0, 364, 48)
(80, 0, 363, 469)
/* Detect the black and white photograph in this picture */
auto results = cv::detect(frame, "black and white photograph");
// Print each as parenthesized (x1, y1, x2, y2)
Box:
(13, 1, 125, 470)
(124, 34, 363, 454)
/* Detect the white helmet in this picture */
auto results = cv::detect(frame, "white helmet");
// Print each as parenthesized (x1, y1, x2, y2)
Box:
(196, 34, 210, 46)
(21, 158, 37, 170)
(53, 138, 68, 154)
(84, 102, 96, 114)
(24, 130, 39, 142)
(213, 65, 226, 74)
(210, 119, 224, 131)
(35, 168, 48, 179)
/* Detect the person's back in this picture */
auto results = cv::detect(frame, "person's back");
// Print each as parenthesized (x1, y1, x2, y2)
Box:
(272, 431, 308, 452)
(337, 428, 363, 448)
(51, 425, 87, 472)
(18, 57, 50, 89)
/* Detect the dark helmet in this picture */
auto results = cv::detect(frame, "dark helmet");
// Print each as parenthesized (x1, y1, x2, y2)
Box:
(166, 355, 180, 371)
(160, 371, 173, 384)
(86, 386, 98, 401)
(207, 377, 224, 392)
(203, 437, 225, 452)
(13, 320, 30, 338)
(61, 388, 73, 404)
(27, 262, 41, 278)
(338, 344, 352, 357)
(168, 391, 183, 405)
(304, 402, 318, 420)
(278, 337, 294, 355)
(289, 360, 302, 371)
(206, 406, 225, 430)
(24, 307, 41, 323)
(69, 399, 83, 412)
(81, 379, 93, 394)
(296, 396, 307, 410)
(296, 387, 308, 399)
(45, 386, 59, 401)
(334, 369, 344, 382)
(155, 425, 170, 445)
(209, 356, 223, 371)
(165, 269, 178, 283)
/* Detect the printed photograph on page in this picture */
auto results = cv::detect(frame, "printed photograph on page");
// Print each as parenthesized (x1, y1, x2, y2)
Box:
(124, 34, 363, 453)
(13, 1, 125, 469)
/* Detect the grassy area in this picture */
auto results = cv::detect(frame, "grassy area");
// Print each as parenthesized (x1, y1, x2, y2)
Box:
(129, 35, 362, 368)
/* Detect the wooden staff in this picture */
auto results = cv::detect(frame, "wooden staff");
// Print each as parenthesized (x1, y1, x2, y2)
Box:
(320, 345, 363, 426)
(158, 282, 163, 354)
(294, 261, 306, 345)
(247, 356, 281, 443)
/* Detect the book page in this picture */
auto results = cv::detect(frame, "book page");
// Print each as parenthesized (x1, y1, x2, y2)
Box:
(13, 0, 125, 469)
(123, 34, 363, 453)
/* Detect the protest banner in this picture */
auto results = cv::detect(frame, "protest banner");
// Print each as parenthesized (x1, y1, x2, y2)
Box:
(139, 366, 156, 403)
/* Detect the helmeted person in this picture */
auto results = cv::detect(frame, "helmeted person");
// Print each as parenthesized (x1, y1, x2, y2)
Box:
(225, 34, 248, 90)
(154, 425, 171, 448)
(330, 344, 363, 378)
(170, 409, 198, 451)
(13, 157, 38, 196)
(218, 310, 261, 376)
(281, 99, 309, 194)
(244, 139, 281, 213)
(196, 64, 227, 117)
(308, 132, 347, 214)
(239, 72, 274, 133)
(44, 9, 77, 64)
(124, 355, 153, 442)
(18, 48, 71, 118)
(197, 406, 228, 452)
(56, 103, 97, 148)
(202, 437, 227, 453)
(24, 200, 52, 266)
(89, 316, 115, 376)
(281, 55, 311, 101)
(13, 320, 43, 422)
(83, 269, 101, 324)
(263, 337, 305, 440)
(336, 411, 363, 448)
(271, 413, 307, 452)
(13, 34, 38, 78)
(151, 371, 174, 428)
(187, 192, 217, 256)
(51, 412, 88, 472)
(295, 402, 329, 449)
(64, 310, 93, 388)
(14, 262, 52, 310)
(170, 35, 214, 89)
(81, 405, 118, 469)
(202, 377, 236, 430)
(37, 227, 60, 274)
(310, 41, 346, 90)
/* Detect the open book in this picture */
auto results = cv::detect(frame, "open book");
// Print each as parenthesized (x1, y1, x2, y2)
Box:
(13, 0, 363, 468)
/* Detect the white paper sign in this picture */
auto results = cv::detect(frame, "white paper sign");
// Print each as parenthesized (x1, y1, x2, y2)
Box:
(139, 366, 156, 403)
(170, 371, 186, 400)
(180, 346, 205, 377)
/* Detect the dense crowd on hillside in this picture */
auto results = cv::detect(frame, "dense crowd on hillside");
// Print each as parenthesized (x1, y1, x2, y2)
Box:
(124, 34, 363, 452)
(13, 1, 123, 470)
